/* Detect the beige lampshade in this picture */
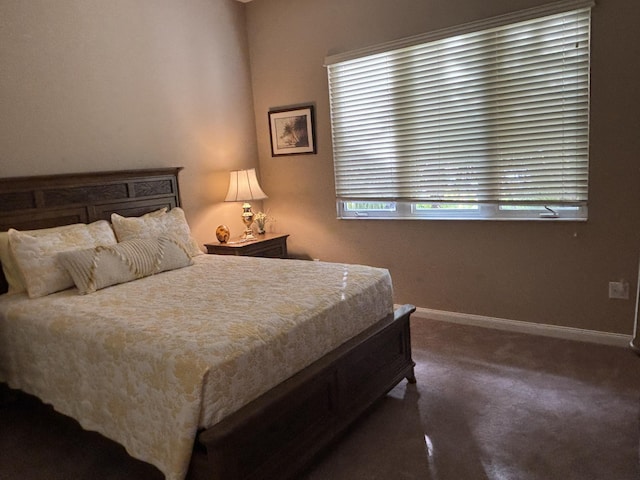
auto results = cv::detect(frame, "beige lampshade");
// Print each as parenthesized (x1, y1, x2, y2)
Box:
(224, 168, 267, 202)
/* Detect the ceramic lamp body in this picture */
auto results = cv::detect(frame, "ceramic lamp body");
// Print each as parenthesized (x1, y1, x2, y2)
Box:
(241, 203, 256, 240)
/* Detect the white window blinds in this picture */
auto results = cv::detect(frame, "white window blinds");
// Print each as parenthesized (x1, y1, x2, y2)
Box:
(326, 1, 593, 207)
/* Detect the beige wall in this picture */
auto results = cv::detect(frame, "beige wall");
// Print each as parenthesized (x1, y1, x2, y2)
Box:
(246, 0, 640, 334)
(2, 0, 639, 335)
(0, 0, 261, 241)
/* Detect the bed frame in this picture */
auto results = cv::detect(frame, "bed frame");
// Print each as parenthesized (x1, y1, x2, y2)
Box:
(0, 168, 416, 480)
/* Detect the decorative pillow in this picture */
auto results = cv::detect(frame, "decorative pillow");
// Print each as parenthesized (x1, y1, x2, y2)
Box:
(57, 236, 193, 294)
(138, 207, 168, 217)
(2, 227, 82, 295)
(0, 232, 14, 291)
(0, 230, 47, 294)
(111, 207, 202, 257)
(5, 221, 117, 297)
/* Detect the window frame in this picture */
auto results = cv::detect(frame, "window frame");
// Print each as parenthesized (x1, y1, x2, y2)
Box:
(338, 200, 587, 221)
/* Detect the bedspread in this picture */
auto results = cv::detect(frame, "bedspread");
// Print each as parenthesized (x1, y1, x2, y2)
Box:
(0, 255, 393, 480)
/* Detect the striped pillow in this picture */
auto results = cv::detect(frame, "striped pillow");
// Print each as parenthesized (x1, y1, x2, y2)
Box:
(58, 236, 193, 294)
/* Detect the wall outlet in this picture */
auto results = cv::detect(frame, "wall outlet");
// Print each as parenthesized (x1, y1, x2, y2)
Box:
(608, 281, 629, 300)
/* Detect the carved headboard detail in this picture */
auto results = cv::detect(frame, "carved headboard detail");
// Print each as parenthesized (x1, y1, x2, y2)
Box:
(0, 167, 183, 294)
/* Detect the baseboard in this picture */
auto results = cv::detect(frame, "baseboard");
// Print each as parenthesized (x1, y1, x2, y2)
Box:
(406, 306, 632, 348)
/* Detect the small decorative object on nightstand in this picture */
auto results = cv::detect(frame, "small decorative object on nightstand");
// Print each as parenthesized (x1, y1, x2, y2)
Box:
(253, 211, 271, 235)
(204, 233, 289, 259)
(215, 225, 230, 243)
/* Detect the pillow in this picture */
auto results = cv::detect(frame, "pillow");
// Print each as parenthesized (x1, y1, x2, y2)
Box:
(1, 226, 87, 294)
(0, 231, 20, 292)
(57, 236, 193, 294)
(111, 207, 202, 257)
(141, 207, 168, 217)
(7, 221, 117, 298)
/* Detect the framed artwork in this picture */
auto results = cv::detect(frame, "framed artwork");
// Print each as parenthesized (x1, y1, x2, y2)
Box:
(268, 105, 317, 156)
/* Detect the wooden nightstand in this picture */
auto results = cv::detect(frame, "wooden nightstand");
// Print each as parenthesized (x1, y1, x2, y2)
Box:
(204, 233, 289, 259)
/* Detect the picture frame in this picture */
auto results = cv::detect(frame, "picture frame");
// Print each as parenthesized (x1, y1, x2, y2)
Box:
(268, 105, 316, 156)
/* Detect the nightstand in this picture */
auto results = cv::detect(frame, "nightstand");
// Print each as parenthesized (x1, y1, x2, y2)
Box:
(204, 233, 289, 259)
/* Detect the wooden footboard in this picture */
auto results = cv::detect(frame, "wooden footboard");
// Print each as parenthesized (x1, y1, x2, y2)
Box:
(188, 304, 416, 480)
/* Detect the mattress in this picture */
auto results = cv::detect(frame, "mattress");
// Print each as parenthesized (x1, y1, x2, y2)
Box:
(0, 254, 393, 480)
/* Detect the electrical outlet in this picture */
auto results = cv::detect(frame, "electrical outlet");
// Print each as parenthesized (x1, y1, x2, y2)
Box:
(608, 281, 629, 300)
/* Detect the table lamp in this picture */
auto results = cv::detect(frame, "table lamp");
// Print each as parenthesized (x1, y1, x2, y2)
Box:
(224, 168, 268, 240)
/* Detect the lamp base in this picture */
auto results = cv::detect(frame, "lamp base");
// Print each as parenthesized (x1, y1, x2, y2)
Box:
(241, 228, 257, 241)
(241, 202, 256, 241)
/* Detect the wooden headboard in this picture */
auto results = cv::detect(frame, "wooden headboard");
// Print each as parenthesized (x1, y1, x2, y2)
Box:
(0, 167, 183, 294)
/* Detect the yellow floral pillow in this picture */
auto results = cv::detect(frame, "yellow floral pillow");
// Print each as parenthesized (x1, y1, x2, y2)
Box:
(0, 229, 69, 294)
(111, 207, 202, 257)
(7, 221, 117, 298)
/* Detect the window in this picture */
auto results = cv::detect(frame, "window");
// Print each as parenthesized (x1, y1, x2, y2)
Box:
(326, 0, 593, 221)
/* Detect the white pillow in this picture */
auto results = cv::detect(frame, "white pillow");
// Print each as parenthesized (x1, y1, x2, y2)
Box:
(7, 221, 117, 298)
(0, 229, 58, 294)
(1, 226, 86, 294)
(58, 236, 193, 294)
(111, 207, 202, 257)
(0, 230, 22, 293)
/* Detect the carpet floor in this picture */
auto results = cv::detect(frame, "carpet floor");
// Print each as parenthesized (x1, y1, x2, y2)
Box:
(1, 317, 639, 479)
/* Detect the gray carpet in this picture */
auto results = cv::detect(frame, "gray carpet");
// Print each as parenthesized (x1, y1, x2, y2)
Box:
(2, 317, 639, 479)
(304, 319, 640, 480)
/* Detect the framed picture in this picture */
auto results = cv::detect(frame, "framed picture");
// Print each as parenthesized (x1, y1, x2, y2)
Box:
(268, 105, 316, 156)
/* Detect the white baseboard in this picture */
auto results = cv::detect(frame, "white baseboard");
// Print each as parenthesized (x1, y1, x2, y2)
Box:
(406, 306, 632, 348)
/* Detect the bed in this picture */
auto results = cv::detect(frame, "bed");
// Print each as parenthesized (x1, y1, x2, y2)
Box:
(0, 167, 416, 480)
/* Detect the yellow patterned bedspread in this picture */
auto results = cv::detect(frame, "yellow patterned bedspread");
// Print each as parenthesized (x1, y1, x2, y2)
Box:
(0, 255, 393, 480)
